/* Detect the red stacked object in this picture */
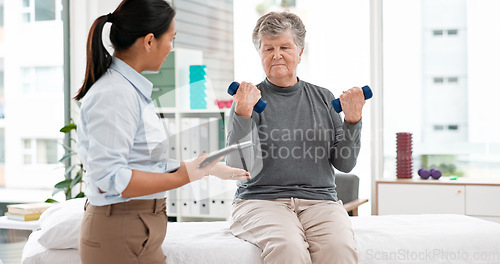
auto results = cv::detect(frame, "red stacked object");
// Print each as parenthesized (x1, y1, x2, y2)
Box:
(396, 132, 413, 178)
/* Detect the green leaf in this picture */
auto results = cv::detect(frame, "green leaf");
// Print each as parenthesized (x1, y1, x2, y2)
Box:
(59, 152, 77, 163)
(45, 198, 59, 203)
(64, 164, 78, 177)
(52, 188, 64, 196)
(75, 192, 85, 198)
(70, 171, 83, 188)
(60, 143, 73, 152)
(60, 123, 77, 133)
(54, 179, 72, 189)
(65, 188, 72, 199)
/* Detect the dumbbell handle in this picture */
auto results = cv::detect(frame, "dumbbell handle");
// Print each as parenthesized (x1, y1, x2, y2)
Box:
(332, 85, 373, 113)
(227, 82, 267, 113)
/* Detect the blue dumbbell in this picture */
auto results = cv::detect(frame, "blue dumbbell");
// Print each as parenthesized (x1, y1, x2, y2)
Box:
(227, 82, 267, 113)
(332, 85, 373, 113)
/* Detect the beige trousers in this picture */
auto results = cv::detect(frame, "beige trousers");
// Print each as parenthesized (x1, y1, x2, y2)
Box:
(80, 199, 168, 264)
(230, 198, 358, 264)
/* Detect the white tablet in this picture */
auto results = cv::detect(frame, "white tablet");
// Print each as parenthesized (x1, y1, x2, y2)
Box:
(198, 140, 254, 168)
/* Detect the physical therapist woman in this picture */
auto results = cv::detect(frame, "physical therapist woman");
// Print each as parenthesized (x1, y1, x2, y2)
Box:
(74, 0, 249, 263)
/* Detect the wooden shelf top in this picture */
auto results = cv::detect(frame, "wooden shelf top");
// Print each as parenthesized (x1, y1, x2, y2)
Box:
(377, 177, 500, 186)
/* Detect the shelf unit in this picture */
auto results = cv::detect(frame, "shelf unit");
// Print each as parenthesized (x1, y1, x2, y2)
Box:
(143, 48, 236, 222)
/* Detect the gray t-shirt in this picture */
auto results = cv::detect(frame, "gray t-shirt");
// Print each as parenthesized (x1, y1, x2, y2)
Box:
(226, 78, 362, 201)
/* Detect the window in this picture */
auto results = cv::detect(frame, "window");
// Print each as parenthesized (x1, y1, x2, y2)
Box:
(0, 128, 4, 165)
(433, 76, 459, 84)
(1, 0, 64, 189)
(432, 29, 459, 37)
(280, 0, 296, 8)
(383, 0, 500, 179)
(434, 125, 444, 131)
(23, 139, 59, 165)
(433, 77, 444, 84)
(0, 60, 4, 119)
(0, 1, 4, 27)
(433, 29, 443, 36)
(0, 1, 4, 120)
(23, 139, 33, 164)
(447, 29, 458, 36)
(21, 0, 61, 23)
(20, 67, 63, 94)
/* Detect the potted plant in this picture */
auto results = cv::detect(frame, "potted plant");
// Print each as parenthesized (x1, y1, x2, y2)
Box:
(46, 120, 85, 203)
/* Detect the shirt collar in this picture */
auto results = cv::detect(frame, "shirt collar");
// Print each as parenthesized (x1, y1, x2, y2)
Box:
(264, 77, 302, 95)
(109, 57, 153, 101)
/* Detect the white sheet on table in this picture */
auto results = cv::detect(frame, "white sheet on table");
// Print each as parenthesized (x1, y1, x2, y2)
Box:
(163, 221, 263, 264)
(22, 231, 81, 264)
(22, 221, 263, 264)
(351, 214, 500, 264)
(23, 214, 500, 264)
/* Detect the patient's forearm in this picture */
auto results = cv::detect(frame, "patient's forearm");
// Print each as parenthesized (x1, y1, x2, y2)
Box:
(121, 162, 189, 197)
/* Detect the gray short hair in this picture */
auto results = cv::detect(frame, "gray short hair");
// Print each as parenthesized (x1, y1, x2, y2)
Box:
(252, 11, 306, 51)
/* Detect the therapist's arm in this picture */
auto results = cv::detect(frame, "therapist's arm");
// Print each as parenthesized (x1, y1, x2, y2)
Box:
(121, 156, 250, 198)
(121, 162, 190, 198)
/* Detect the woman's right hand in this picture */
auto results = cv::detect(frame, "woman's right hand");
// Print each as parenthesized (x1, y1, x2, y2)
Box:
(208, 162, 250, 181)
(232, 81, 261, 118)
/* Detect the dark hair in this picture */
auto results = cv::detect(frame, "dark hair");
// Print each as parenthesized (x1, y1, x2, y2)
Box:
(74, 0, 176, 100)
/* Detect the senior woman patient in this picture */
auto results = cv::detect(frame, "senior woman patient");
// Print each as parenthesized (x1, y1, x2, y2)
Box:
(226, 11, 365, 264)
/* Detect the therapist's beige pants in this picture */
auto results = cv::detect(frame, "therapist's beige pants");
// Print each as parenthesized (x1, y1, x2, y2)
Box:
(230, 198, 358, 264)
(80, 198, 167, 264)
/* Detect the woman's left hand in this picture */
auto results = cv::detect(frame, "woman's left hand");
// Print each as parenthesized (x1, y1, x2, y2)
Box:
(339, 87, 365, 124)
(208, 162, 250, 180)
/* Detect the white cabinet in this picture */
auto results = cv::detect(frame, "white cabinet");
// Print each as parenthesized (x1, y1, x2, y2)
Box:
(377, 183, 465, 215)
(376, 178, 500, 223)
(465, 185, 500, 217)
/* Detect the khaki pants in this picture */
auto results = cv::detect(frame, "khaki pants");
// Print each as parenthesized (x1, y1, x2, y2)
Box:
(230, 198, 358, 264)
(80, 199, 168, 264)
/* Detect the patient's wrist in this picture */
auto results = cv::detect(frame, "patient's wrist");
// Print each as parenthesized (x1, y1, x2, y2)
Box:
(235, 103, 253, 118)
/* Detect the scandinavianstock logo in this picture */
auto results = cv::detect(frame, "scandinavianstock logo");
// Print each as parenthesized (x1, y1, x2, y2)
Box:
(257, 125, 361, 162)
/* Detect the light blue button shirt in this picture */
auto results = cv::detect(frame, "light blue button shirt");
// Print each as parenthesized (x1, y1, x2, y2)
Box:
(77, 57, 180, 206)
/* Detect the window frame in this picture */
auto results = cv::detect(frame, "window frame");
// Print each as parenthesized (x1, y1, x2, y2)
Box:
(21, 0, 62, 23)
(370, 0, 384, 214)
(22, 139, 35, 165)
(22, 138, 59, 165)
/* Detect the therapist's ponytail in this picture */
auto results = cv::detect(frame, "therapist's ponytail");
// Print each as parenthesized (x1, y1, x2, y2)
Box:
(74, 0, 176, 100)
(74, 15, 110, 101)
